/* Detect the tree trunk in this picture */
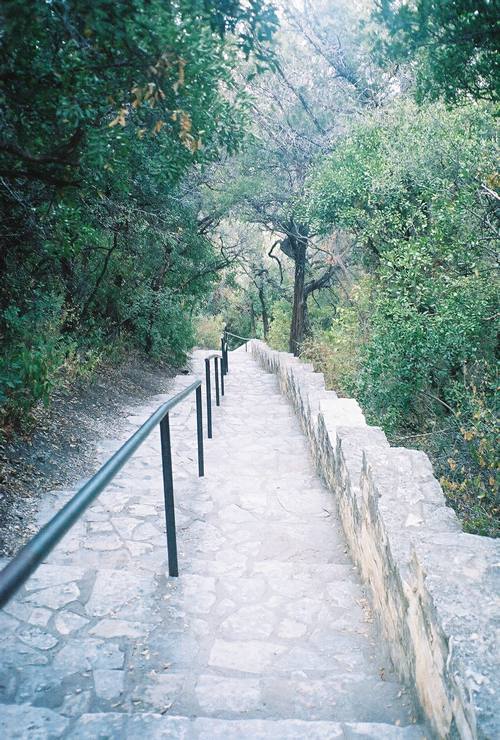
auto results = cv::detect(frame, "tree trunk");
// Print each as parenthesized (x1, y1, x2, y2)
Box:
(250, 300, 256, 336)
(258, 285, 269, 339)
(289, 233, 307, 355)
(145, 242, 171, 354)
(80, 232, 118, 323)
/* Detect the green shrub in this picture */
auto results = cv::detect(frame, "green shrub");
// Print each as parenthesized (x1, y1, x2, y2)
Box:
(129, 288, 195, 365)
(0, 295, 66, 428)
(303, 100, 499, 536)
(195, 315, 225, 350)
(267, 300, 291, 351)
(430, 366, 498, 537)
(301, 279, 372, 396)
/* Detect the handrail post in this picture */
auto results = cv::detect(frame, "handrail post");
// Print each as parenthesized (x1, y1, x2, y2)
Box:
(0, 378, 207, 606)
(159, 414, 179, 577)
(220, 357, 225, 396)
(205, 358, 212, 439)
(195, 385, 204, 477)
(220, 336, 225, 375)
(214, 357, 220, 407)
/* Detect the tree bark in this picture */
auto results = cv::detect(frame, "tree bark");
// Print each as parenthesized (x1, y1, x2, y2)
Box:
(80, 232, 119, 323)
(286, 224, 309, 355)
(145, 241, 172, 353)
(258, 285, 270, 339)
(250, 300, 256, 336)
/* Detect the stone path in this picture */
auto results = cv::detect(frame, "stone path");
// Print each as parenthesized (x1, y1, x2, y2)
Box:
(0, 349, 427, 738)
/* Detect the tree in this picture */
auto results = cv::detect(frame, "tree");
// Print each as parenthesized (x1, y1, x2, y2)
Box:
(0, 0, 278, 426)
(374, 0, 500, 103)
(207, 219, 284, 340)
(305, 99, 499, 533)
(210, 0, 382, 353)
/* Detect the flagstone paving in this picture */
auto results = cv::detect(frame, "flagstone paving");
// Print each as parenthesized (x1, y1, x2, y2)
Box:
(0, 349, 427, 738)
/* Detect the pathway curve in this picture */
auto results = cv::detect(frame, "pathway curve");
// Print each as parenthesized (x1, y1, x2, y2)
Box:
(0, 349, 426, 738)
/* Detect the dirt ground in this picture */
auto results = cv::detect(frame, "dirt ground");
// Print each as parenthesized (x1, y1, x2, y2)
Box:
(0, 353, 179, 557)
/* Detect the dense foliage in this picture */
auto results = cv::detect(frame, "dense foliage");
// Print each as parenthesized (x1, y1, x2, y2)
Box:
(2, 0, 498, 535)
(374, 0, 500, 103)
(201, 0, 384, 353)
(0, 0, 277, 427)
(303, 101, 498, 534)
(201, 2, 498, 535)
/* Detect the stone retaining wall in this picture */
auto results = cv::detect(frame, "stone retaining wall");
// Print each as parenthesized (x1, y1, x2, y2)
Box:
(250, 340, 499, 740)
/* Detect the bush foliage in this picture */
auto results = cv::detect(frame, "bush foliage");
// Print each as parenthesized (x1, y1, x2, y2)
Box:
(302, 101, 499, 535)
(0, 0, 277, 428)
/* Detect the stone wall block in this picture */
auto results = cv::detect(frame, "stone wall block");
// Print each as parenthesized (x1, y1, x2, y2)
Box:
(413, 534, 500, 740)
(335, 428, 389, 552)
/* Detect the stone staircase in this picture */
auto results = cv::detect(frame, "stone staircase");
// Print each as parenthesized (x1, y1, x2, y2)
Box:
(0, 708, 428, 738)
(0, 350, 428, 738)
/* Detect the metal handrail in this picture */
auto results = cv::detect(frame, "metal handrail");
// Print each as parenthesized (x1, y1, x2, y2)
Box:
(222, 329, 254, 358)
(204, 353, 223, 438)
(0, 355, 228, 608)
(224, 331, 253, 342)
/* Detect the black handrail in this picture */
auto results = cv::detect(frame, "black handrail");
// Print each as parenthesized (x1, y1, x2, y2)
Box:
(224, 330, 253, 342)
(0, 355, 228, 608)
(221, 335, 229, 375)
(223, 329, 253, 356)
(204, 353, 223, 439)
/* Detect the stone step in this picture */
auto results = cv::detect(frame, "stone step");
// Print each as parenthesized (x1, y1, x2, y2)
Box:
(0, 706, 429, 739)
(0, 351, 422, 735)
(126, 672, 416, 725)
(182, 558, 356, 581)
(191, 717, 428, 740)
